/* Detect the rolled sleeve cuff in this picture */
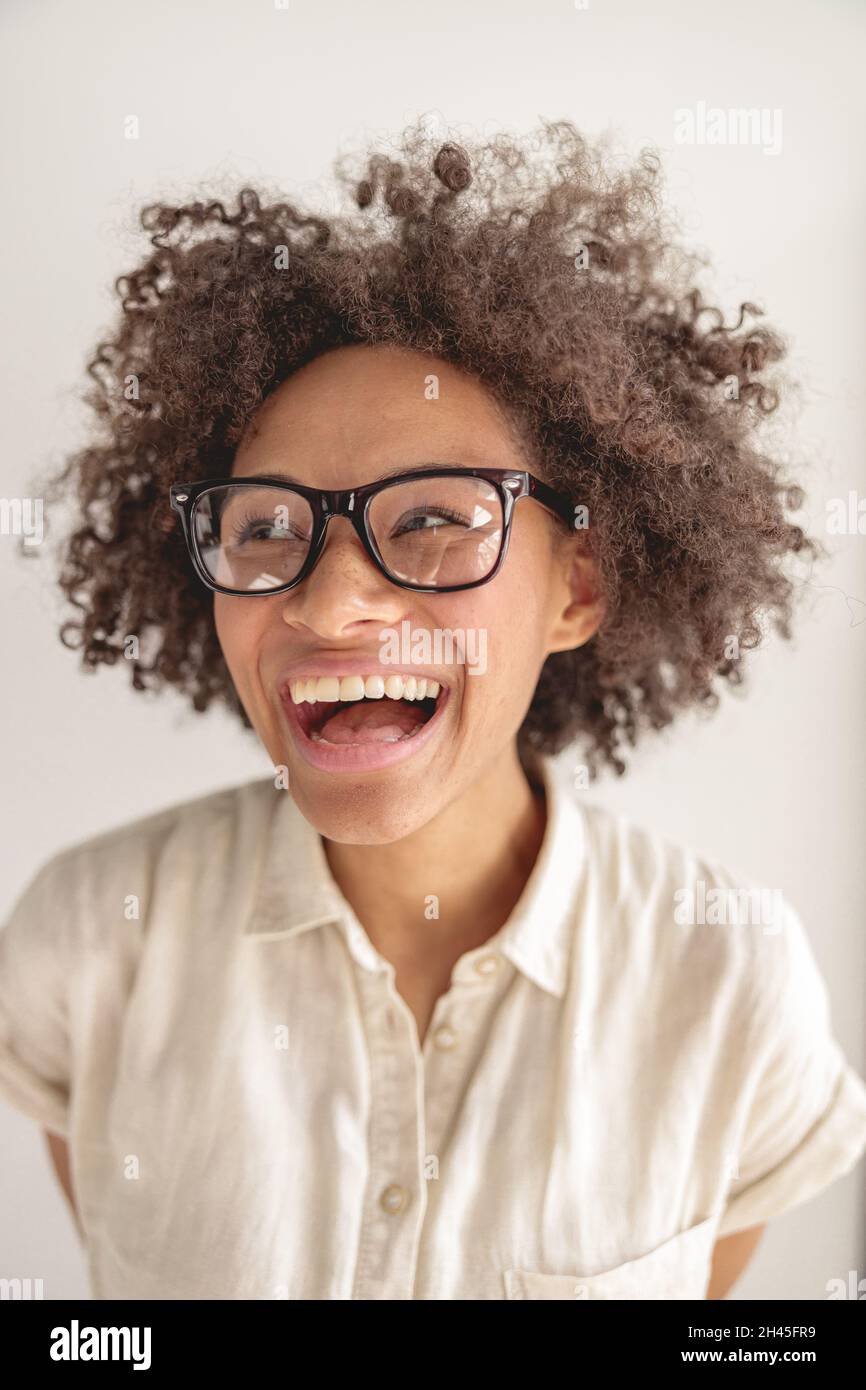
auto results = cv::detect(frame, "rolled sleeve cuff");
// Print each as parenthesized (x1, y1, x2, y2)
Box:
(0, 1044, 70, 1138)
(717, 1061, 866, 1237)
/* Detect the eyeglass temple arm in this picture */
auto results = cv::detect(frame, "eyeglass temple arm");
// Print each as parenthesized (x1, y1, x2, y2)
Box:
(526, 474, 575, 526)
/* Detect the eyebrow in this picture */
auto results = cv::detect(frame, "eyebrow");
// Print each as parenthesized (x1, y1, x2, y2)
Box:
(238, 461, 476, 485)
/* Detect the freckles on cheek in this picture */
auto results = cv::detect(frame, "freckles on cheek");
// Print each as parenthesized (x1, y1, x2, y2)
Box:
(456, 592, 544, 718)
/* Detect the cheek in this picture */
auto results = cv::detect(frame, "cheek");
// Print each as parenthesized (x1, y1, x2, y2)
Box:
(213, 595, 234, 663)
(214, 596, 262, 697)
(435, 568, 550, 711)
(476, 532, 554, 646)
(467, 527, 559, 705)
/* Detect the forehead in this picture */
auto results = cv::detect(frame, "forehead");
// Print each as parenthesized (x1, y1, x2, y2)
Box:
(233, 345, 528, 479)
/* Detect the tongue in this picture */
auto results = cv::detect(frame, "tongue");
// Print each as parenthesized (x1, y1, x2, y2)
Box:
(316, 698, 429, 745)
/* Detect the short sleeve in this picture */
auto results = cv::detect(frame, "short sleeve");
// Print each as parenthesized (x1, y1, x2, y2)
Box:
(0, 854, 74, 1138)
(716, 897, 866, 1236)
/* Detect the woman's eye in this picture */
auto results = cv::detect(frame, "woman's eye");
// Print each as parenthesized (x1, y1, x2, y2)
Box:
(229, 517, 306, 545)
(391, 507, 469, 538)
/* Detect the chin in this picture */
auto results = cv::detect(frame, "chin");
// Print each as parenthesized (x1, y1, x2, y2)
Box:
(288, 772, 438, 845)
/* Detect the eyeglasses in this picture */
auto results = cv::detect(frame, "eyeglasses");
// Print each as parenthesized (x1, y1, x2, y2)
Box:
(169, 466, 575, 596)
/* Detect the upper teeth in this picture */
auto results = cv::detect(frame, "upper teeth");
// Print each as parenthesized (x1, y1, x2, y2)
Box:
(288, 674, 441, 705)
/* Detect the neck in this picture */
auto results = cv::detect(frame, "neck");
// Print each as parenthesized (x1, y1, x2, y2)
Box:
(321, 747, 548, 963)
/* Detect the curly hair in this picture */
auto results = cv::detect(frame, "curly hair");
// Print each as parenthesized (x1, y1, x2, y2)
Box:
(35, 118, 819, 776)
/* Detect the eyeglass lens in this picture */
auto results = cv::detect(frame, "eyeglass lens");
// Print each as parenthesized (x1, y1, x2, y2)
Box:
(191, 477, 505, 592)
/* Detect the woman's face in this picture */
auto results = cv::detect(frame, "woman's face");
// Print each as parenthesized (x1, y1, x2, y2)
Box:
(215, 343, 601, 842)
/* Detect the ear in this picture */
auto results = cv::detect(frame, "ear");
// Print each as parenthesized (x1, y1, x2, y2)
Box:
(545, 533, 605, 655)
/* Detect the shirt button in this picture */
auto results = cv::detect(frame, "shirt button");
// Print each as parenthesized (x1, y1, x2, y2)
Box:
(432, 1023, 459, 1050)
(474, 954, 500, 977)
(379, 1184, 408, 1215)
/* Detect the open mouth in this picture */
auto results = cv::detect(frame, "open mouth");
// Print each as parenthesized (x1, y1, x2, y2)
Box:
(280, 677, 447, 748)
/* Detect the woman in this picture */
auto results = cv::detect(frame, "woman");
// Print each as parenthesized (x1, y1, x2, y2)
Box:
(3, 121, 865, 1300)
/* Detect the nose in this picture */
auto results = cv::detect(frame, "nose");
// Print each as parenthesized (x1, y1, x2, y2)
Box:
(281, 514, 407, 632)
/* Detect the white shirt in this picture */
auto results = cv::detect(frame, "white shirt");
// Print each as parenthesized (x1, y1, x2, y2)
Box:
(1, 754, 865, 1300)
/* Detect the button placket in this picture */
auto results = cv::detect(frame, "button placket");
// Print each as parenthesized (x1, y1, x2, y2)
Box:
(420, 951, 511, 1183)
(350, 969, 428, 1300)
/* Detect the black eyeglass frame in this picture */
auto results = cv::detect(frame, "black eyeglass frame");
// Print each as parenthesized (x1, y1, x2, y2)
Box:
(169, 466, 576, 597)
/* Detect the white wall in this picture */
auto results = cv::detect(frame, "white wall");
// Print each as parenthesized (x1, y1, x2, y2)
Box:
(1, 0, 863, 1300)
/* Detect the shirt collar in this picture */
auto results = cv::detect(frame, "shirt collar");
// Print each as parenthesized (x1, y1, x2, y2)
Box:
(245, 754, 585, 998)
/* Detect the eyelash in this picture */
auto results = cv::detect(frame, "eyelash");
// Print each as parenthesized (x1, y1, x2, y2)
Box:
(229, 517, 308, 544)
(389, 506, 470, 535)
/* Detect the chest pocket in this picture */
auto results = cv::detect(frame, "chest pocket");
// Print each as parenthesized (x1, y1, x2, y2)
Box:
(503, 1214, 720, 1300)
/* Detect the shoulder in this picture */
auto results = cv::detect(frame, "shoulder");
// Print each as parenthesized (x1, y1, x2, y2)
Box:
(57, 776, 271, 861)
(573, 796, 815, 1024)
(575, 795, 760, 912)
(2, 778, 275, 950)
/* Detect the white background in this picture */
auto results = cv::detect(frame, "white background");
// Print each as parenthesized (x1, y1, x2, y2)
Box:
(1, 0, 863, 1299)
